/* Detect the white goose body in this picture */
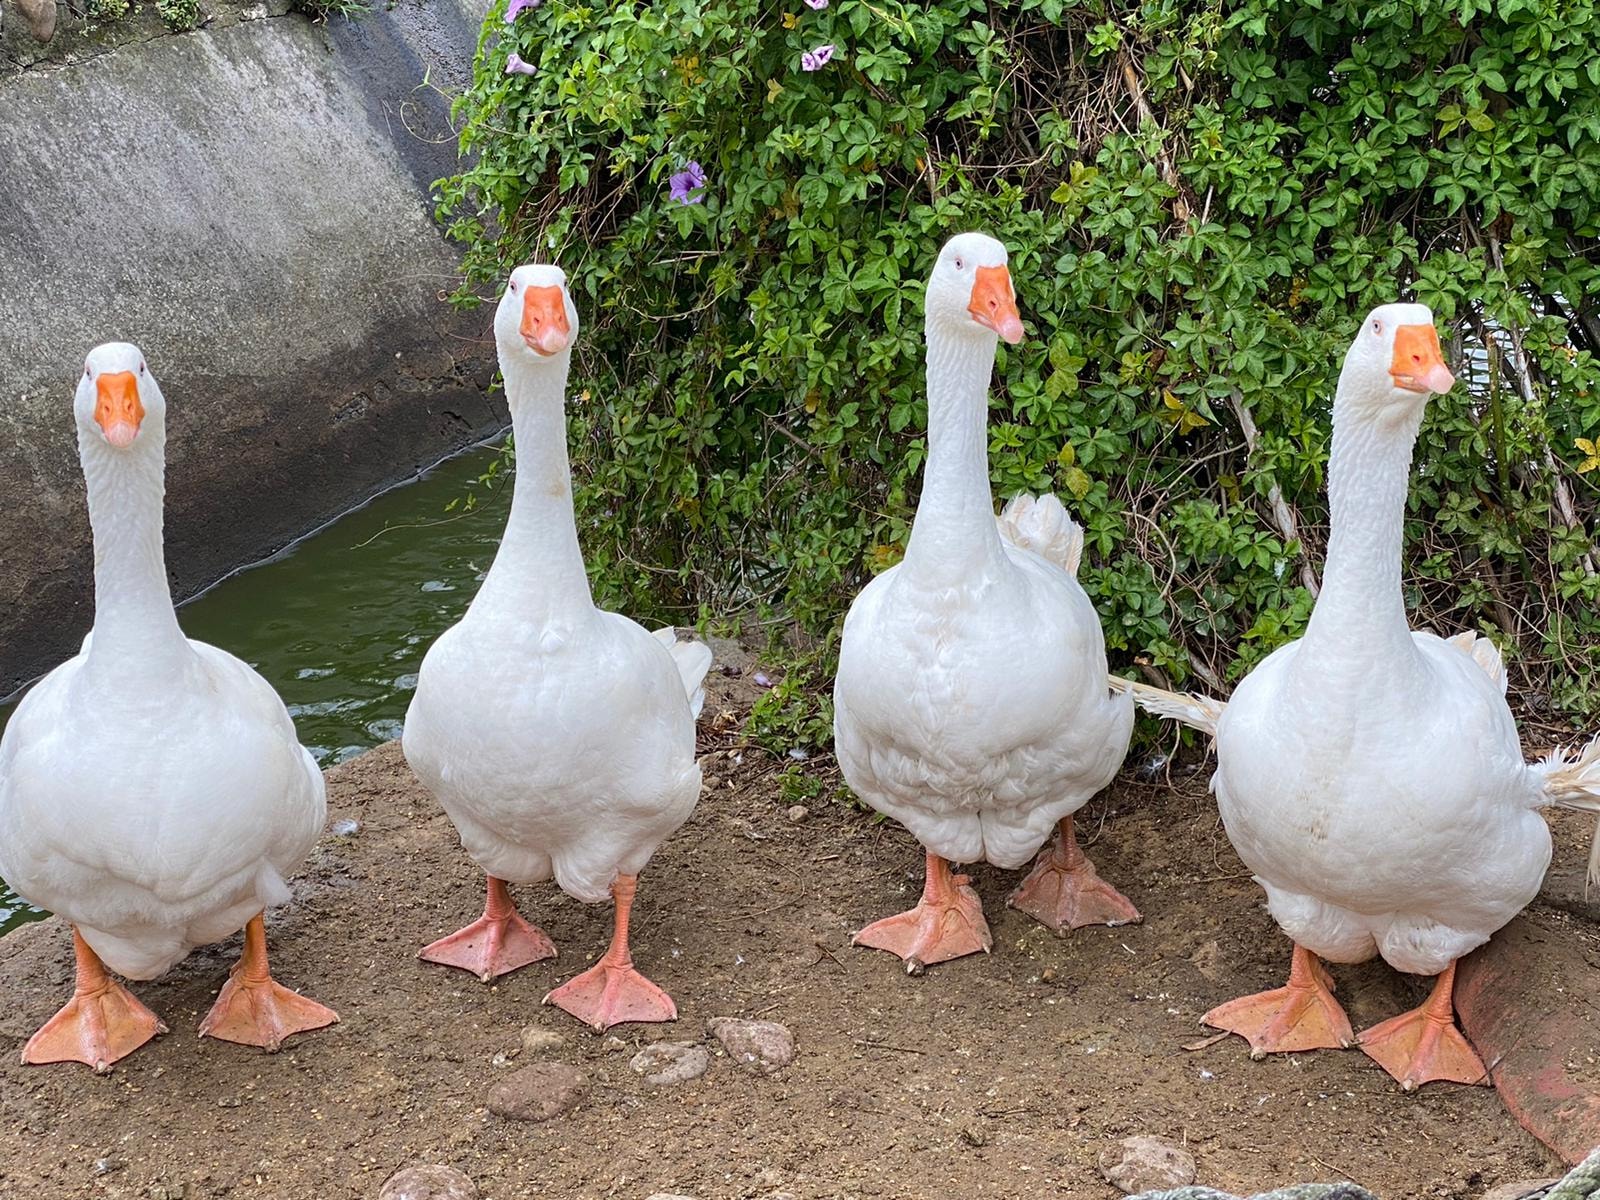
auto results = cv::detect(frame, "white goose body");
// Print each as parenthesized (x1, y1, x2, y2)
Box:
(1212, 314, 1552, 976)
(402, 266, 707, 909)
(1217, 627, 1548, 975)
(404, 602, 703, 904)
(0, 345, 324, 982)
(837, 522, 1130, 870)
(835, 233, 1132, 873)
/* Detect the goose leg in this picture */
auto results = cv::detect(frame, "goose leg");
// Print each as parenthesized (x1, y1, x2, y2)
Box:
(23, 927, 167, 1073)
(1358, 960, 1488, 1090)
(419, 874, 557, 982)
(544, 874, 676, 1031)
(1203, 942, 1354, 1056)
(199, 913, 338, 1052)
(853, 851, 992, 974)
(1007, 814, 1141, 932)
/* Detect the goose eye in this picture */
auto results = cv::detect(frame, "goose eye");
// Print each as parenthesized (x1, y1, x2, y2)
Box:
(138, 362, 146, 375)
(954, 257, 965, 270)
(509, 282, 518, 294)
(1373, 320, 1383, 335)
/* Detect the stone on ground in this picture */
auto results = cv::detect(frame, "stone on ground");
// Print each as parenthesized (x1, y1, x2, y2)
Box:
(706, 1017, 795, 1074)
(1098, 1135, 1197, 1194)
(631, 1041, 710, 1086)
(486, 1064, 587, 1123)
(379, 1164, 478, 1200)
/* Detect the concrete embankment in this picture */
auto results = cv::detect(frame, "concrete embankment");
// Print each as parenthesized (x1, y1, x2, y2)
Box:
(0, 0, 499, 692)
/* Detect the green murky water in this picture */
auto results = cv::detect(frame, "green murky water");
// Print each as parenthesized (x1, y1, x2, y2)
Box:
(0, 442, 511, 935)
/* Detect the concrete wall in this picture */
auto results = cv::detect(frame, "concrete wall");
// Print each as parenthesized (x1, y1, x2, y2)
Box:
(0, 0, 502, 694)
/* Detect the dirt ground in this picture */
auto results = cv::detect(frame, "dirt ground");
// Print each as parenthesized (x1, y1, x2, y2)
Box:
(1, 653, 1593, 1200)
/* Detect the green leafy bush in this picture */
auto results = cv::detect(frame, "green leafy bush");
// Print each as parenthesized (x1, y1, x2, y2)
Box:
(85, 0, 129, 22)
(440, 0, 1600, 723)
(155, 0, 200, 30)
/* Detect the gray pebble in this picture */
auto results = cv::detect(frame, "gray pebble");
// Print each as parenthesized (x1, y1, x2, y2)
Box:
(706, 1016, 795, 1074)
(630, 1041, 710, 1086)
(379, 1164, 478, 1200)
(1098, 1135, 1197, 1194)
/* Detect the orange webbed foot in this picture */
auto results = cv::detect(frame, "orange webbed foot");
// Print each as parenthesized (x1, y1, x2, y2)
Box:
(1008, 816, 1141, 932)
(419, 876, 556, 983)
(199, 914, 337, 1052)
(1358, 961, 1488, 1090)
(23, 942, 167, 1074)
(545, 961, 677, 1031)
(1204, 943, 1354, 1057)
(854, 852, 992, 974)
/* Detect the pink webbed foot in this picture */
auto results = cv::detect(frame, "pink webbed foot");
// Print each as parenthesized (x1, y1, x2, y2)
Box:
(1008, 815, 1141, 932)
(1358, 961, 1488, 1090)
(1204, 943, 1355, 1057)
(199, 914, 337, 1052)
(419, 875, 557, 983)
(854, 852, 993, 974)
(22, 929, 167, 1073)
(544, 874, 677, 1031)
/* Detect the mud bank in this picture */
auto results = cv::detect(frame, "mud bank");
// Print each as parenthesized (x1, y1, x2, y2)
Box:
(1, 656, 1592, 1198)
(0, 0, 497, 692)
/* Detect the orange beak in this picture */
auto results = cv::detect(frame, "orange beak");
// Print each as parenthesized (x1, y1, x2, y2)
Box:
(967, 265, 1024, 344)
(94, 371, 144, 448)
(1390, 324, 1455, 394)
(520, 285, 571, 356)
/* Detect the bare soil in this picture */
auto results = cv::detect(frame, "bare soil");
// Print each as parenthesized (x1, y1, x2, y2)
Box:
(0, 657, 1592, 1200)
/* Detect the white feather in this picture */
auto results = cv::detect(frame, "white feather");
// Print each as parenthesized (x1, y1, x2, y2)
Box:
(996, 492, 1084, 577)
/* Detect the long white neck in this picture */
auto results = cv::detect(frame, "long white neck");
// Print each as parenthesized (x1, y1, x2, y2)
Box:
(78, 424, 190, 678)
(900, 324, 1007, 585)
(471, 351, 593, 623)
(1296, 373, 1423, 682)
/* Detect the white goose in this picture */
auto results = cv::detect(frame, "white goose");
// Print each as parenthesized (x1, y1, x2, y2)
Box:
(834, 232, 1136, 972)
(0, 343, 335, 1071)
(1125, 304, 1600, 1089)
(402, 265, 712, 1031)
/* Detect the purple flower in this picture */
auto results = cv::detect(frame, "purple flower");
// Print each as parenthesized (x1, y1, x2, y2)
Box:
(505, 51, 536, 76)
(668, 161, 707, 206)
(801, 43, 835, 71)
(804, 0, 829, 8)
(504, 0, 540, 20)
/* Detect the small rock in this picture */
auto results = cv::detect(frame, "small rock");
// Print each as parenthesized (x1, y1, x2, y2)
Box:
(519, 1027, 565, 1056)
(239, 1, 267, 17)
(1098, 1136, 1197, 1195)
(1481, 1181, 1560, 1200)
(703, 775, 723, 791)
(379, 1164, 479, 1200)
(706, 1017, 795, 1074)
(786, 805, 809, 823)
(630, 1041, 710, 1086)
(490, 1051, 514, 1068)
(644, 1195, 698, 1200)
(602, 1035, 628, 1053)
(92, 1158, 122, 1177)
(486, 1064, 587, 1123)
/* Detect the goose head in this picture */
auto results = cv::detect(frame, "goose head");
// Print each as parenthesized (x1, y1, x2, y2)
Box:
(494, 264, 579, 368)
(1337, 303, 1456, 427)
(925, 233, 1024, 346)
(75, 342, 164, 453)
